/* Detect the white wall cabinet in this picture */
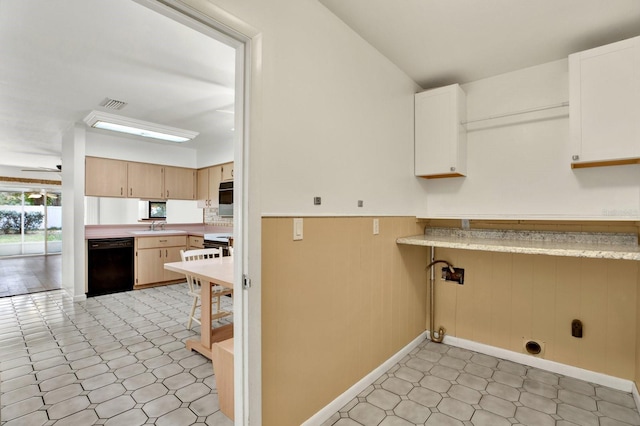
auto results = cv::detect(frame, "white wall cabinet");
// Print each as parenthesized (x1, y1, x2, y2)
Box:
(570, 36, 640, 168)
(414, 84, 467, 178)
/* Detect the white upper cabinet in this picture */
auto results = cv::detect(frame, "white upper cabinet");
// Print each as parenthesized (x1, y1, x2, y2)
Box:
(570, 36, 640, 168)
(415, 84, 467, 178)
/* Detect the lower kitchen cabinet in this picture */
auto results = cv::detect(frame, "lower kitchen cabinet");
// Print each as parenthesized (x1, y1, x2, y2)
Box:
(135, 235, 187, 287)
(188, 235, 204, 249)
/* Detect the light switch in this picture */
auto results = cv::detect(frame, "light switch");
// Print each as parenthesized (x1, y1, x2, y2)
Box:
(373, 218, 379, 235)
(293, 218, 303, 240)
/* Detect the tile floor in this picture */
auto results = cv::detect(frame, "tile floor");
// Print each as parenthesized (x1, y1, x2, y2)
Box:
(0, 284, 233, 426)
(0, 255, 61, 298)
(3, 284, 640, 426)
(322, 340, 640, 426)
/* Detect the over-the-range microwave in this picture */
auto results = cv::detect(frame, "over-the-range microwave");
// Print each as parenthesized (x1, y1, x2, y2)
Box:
(218, 181, 233, 217)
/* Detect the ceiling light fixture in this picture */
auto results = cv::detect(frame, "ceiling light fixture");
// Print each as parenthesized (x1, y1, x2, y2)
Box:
(83, 111, 199, 143)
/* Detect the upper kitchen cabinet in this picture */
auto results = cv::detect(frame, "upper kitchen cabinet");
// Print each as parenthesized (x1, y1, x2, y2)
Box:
(164, 166, 196, 200)
(197, 165, 222, 207)
(221, 162, 234, 181)
(85, 156, 128, 197)
(127, 162, 164, 199)
(415, 84, 467, 178)
(570, 36, 640, 169)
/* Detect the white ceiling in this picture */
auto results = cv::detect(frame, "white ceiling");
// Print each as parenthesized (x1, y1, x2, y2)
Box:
(0, 0, 236, 170)
(319, 0, 640, 89)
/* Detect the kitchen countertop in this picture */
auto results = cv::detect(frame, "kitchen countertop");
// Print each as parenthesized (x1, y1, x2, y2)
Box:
(85, 223, 232, 240)
(397, 227, 640, 261)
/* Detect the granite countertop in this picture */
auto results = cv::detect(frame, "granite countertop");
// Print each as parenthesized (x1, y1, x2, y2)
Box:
(397, 228, 640, 261)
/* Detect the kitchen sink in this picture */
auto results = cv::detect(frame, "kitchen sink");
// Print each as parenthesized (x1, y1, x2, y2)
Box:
(130, 230, 187, 235)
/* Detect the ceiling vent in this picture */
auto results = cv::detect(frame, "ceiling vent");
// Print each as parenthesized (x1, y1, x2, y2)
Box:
(99, 98, 128, 110)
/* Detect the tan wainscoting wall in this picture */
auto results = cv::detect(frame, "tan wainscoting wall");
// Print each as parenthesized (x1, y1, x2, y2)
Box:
(262, 217, 428, 426)
(426, 219, 640, 385)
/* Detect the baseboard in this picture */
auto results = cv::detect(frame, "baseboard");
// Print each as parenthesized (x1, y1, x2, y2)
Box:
(633, 382, 640, 415)
(302, 331, 428, 426)
(439, 333, 634, 393)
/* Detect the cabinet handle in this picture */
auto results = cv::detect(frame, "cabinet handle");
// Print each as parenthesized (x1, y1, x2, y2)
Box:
(130, 188, 132, 196)
(450, 166, 456, 172)
(159, 249, 161, 258)
(166, 190, 169, 198)
(165, 249, 168, 257)
(120, 187, 123, 196)
(159, 239, 168, 242)
(572, 155, 580, 161)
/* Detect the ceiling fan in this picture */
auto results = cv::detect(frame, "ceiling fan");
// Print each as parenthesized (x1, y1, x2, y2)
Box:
(21, 164, 62, 173)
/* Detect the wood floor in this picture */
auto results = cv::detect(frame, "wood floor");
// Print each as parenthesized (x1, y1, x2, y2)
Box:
(0, 254, 61, 298)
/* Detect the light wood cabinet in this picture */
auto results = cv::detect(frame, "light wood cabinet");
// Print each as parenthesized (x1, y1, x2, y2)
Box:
(127, 162, 164, 199)
(85, 156, 196, 200)
(85, 157, 128, 197)
(221, 162, 234, 181)
(570, 36, 640, 168)
(197, 165, 222, 207)
(135, 235, 187, 286)
(188, 235, 204, 249)
(414, 84, 467, 178)
(164, 166, 196, 200)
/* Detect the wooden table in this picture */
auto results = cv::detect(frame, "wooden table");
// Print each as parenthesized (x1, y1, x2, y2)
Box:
(164, 256, 234, 359)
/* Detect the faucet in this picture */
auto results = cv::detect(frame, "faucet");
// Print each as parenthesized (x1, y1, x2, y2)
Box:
(150, 220, 166, 231)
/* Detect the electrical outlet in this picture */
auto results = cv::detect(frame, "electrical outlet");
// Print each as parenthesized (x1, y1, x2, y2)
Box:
(441, 267, 464, 284)
(358, 200, 363, 207)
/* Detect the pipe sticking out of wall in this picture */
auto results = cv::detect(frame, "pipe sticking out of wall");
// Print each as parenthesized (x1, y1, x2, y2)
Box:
(426, 248, 453, 343)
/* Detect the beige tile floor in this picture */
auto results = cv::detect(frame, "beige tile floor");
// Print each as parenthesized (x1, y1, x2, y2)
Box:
(0, 285, 233, 426)
(322, 341, 640, 426)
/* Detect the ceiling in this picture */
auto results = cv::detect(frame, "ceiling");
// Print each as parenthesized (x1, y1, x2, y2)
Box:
(319, 0, 640, 90)
(0, 0, 236, 171)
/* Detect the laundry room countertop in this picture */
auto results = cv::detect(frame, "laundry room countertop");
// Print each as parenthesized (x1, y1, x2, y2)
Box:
(397, 227, 640, 260)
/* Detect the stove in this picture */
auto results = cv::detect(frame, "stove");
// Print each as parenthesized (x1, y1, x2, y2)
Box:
(203, 233, 233, 255)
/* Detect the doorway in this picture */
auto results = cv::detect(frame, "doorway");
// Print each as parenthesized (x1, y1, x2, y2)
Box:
(0, 189, 62, 257)
(0, 187, 62, 297)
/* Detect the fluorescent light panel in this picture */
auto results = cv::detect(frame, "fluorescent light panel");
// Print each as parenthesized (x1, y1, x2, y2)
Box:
(83, 111, 198, 143)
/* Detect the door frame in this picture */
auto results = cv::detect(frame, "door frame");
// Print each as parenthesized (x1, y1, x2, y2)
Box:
(133, 1, 262, 424)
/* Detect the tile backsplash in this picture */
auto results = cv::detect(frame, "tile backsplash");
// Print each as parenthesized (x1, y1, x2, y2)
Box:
(204, 207, 233, 227)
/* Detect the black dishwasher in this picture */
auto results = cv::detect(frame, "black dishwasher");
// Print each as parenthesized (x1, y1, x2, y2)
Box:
(87, 238, 134, 297)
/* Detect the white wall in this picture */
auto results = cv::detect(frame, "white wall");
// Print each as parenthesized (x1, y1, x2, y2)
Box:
(61, 124, 86, 301)
(84, 197, 203, 224)
(422, 59, 640, 220)
(204, 0, 425, 217)
(85, 131, 198, 167)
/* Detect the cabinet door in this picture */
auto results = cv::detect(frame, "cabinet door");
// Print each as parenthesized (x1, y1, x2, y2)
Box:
(188, 236, 204, 249)
(128, 162, 164, 199)
(164, 166, 196, 200)
(85, 157, 128, 197)
(196, 168, 210, 202)
(208, 165, 222, 207)
(221, 162, 234, 181)
(136, 248, 165, 285)
(163, 246, 186, 281)
(415, 84, 467, 178)
(570, 36, 640, 167)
